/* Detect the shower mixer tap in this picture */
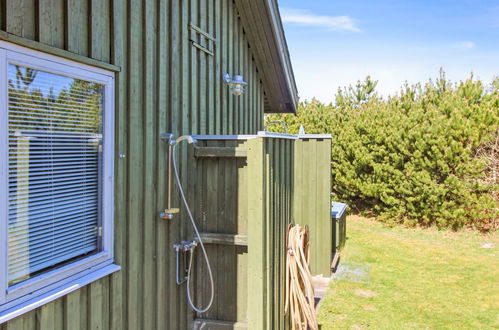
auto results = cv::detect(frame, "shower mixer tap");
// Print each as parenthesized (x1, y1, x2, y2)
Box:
(173, 240, 198, 285)
(173, 239, 198, 252)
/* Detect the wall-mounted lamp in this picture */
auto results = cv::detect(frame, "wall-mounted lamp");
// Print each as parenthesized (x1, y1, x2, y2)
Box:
(223, 73, 247, 96)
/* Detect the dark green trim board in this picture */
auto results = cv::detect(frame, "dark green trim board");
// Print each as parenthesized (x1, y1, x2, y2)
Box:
(0, 31, 121, 72)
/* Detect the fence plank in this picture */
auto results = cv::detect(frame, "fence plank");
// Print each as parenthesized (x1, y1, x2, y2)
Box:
(37, 302, 54, 330)
(194, 146, 248, 158)
(64, 290, 80, 329)
(247, 138, 265, 329)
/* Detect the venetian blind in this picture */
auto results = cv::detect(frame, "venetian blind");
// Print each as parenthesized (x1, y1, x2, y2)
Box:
(7, 64, 103, 286)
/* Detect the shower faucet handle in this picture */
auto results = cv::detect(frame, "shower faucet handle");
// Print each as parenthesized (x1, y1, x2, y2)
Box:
(160, 208, 180, 220)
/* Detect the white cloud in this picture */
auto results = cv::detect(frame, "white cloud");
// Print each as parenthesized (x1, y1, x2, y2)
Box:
(453, 41, 475, 50)
(281, 9, 361, 32)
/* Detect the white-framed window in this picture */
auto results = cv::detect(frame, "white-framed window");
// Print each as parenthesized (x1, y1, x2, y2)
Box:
(0, 41, 117, 320)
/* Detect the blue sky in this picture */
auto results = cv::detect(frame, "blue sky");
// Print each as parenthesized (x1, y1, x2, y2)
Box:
(278, 0, 499, 103)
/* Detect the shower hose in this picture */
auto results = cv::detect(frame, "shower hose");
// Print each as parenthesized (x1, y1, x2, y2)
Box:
(285, 224, 318, 330)
(171, 143, 214, 314)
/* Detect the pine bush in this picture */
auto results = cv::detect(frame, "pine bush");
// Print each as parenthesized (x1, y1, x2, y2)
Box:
(267, 74, 498, 231)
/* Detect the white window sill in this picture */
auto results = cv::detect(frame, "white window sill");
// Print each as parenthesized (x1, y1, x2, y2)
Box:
(0, 264, 120, 324)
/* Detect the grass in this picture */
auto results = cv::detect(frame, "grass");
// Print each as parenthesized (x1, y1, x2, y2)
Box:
(317, 215, 499, 329)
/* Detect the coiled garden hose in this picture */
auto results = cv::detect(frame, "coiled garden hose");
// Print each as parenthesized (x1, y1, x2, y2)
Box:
(285, 224, 318, 330)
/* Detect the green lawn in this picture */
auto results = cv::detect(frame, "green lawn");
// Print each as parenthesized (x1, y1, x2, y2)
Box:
(317, 216, 499, 329)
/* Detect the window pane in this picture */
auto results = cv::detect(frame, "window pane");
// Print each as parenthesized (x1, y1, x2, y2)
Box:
(7, 64, 104, 286)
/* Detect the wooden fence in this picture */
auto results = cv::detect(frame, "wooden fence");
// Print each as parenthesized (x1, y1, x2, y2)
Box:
(188, 136, 293, 329)
(293, 136, 332, 276)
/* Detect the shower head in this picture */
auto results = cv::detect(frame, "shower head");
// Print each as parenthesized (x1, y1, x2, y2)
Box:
(171, 135, 198, 145)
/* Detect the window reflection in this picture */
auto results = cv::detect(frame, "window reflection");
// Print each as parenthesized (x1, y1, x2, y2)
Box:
(7, 64, 104, 285)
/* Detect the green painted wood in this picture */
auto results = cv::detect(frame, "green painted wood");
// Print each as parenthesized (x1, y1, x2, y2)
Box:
(194, 146, 248, 158)
(79, 285, 88, 330)
(233, 7, 240, 134)
(236, 142, 249, 323)
(90, 0, 111, 62)
(206, 140, 221, 323)
(38, 0, 64, 48)
(265, 139, 273, 328)
(168, 2, 182, 327)
(102, 278, 110, 329)
(318, 139, 333, 270)
(194, 140, 205, 319)
(125, 0, 143, 328)
(249, 52, 255, 132)
(109, 0, 126, 328)
(179, 3, 191, 328)
(4, 0, 33, 43)
(53, 292, 64, 329)
(247, 138, 266, 329)
(0, 0, 271, 328)
(5, 0, 24, 37)
(37, 302, 54, 330)
(64, 290, 80, 329)
(0, 1, 4, 32)
(154, 0, 169, 328)
(190, 0, 199, 134)
(207, 0, 215, 135)
(142, 1, 156, 329)
(244, 28, 250, 134)
(227, 0, 234, 134)
(55, 301, 64, 329)
(199, 0, 208, 135)
(21, 310, 35, 330)
(0, 31, 120, 72)
(226, 140, 238, 320)
(198, 233, 248, 246)
(66, 0, 88, 56)
(4, 315, 23, 330)
(220, 0, 228, 134)
(193, 319, 248, 329)
(195, 137, 291, 329)
(20, 1, 36, 40)
(89, 281, 103, 329)
(190, 23, 216, 42)
(293, 138, 332, 277)
(214, 0, 222, 133)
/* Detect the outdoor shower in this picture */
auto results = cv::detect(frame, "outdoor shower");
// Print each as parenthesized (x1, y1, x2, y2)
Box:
(160, 134, 214, 314)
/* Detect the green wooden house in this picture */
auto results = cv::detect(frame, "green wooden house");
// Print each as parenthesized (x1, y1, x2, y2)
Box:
(0, 0, 332, 329)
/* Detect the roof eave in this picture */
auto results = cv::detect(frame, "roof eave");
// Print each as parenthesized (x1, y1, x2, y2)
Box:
(235, 0, 299, 114)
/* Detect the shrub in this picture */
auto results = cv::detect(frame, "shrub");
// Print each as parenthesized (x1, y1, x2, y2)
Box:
(267, 73, 498, 231)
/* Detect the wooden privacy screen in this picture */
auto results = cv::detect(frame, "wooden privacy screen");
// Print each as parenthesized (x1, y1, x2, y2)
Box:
(188, 137, 293, 330)
(294, 137, 333, 276)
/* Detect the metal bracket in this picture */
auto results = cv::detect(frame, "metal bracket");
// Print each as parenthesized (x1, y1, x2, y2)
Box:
(189, 23, 215, 56)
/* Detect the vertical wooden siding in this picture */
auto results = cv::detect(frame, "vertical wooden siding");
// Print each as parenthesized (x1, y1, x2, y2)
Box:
(189, 139, 249, 326)
(247, 138, 293, 330)
(0, 0, 265, 329)
(189, 137, 293, 329)
(293, 138, 332, 276)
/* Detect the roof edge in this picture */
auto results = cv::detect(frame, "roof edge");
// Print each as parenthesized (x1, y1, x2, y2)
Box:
(236, 0, 299, 114)
(264, 0, 299, 112)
